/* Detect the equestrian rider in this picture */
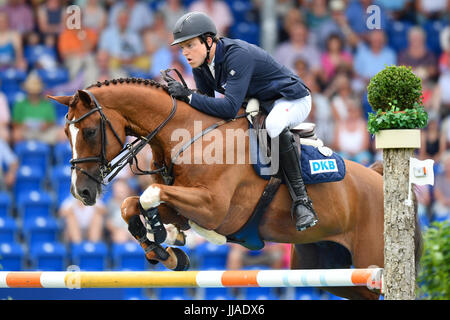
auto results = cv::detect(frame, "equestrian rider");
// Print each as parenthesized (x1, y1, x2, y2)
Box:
(166, 12, 318, 232)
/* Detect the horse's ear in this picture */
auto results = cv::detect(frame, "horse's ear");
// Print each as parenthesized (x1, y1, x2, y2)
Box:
(77, 90, 92, 107)
(47, 95, 71, 106)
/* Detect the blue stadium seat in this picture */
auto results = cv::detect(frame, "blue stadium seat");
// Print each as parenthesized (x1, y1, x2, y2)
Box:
(195, 243, 230, 270)
(123, 288, 148, 300)
(24, 45, 58, 69)
(99, 183, 113, 203)
(423, 19, 447, 56)
(0, 68, 26, 109)
(432, 211, 449, 223)
(0, 216, 18, 243)
(204, 287, 235, 300)
(29, 242, 67, 271)
(147, 0, 164, 11)
(230, 22, 260, 45)
(50, 99, 70, 126)
(23, 216, 60, 245)
(13, 165, 46, 200)
(0, 242, 25, 270)
(37, 68, 70, 88)
(0, 68, 26, 93)
(71, 241, 109, 271)
(17, 190, 54, 220)
(244, 287, 279, 300)
(53, 141, 72, 166)
(361, 92, 373, 121)
(157, 287, 193, 300)
(5, 90, 26, 109)
(128, 70, 151, 79)
(295, 287, 323, 300)
(386, 20, 413, 53)
(112, 242, 147, 271)
(181, 0, 196, 8)
(50, 164, 71, 207)
(0, 191, 12, 218)
(418, 212, 430, 229)
(229, 0, 253, 23)
(328, 293, 348, 300)
(14, 140, 51, 175)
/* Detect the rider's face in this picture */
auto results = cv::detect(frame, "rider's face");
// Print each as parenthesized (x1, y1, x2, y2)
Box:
(178, 37, 207, 68)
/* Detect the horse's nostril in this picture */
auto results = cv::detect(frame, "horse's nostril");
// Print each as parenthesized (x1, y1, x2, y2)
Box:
(81, 189, 91, 199)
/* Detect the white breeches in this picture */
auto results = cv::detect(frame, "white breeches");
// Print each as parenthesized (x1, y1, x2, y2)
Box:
(265, 95, 312, 138)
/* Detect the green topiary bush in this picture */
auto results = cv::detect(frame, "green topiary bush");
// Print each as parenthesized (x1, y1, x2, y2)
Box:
(367, 65, 428, 134)
(367, 65, 423, 112)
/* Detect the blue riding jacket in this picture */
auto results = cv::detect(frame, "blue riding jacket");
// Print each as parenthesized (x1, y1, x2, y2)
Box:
(189, 37, 310, 119)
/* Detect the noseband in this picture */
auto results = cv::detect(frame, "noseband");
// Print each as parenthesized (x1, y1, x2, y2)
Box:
(66, 89, 178, 186)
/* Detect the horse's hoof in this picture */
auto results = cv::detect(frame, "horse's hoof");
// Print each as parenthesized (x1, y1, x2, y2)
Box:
(144, 241, 169, 265)
(171, 247, 190, 271)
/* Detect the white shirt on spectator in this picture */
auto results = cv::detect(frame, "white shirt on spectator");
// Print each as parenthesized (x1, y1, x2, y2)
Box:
(61, 197, 106, 230)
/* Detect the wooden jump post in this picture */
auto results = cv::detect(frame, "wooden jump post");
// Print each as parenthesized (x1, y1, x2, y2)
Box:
(369, 65, 429, 300)
(376, 130, 419, 300)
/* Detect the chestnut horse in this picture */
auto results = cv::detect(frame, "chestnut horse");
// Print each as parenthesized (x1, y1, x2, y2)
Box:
(48, 78, 421, 300)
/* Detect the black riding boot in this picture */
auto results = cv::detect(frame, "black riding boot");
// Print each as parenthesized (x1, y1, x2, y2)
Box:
(278, 128, 318, 231)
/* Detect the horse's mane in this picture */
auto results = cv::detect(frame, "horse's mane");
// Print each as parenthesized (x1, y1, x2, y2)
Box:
(85, 77, 170, 94)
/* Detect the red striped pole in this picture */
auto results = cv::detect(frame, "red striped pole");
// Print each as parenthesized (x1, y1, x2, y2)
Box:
(0, 269, 383, 290)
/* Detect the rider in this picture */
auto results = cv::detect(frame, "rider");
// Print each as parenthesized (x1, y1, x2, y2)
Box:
(166, 11, 318, 232)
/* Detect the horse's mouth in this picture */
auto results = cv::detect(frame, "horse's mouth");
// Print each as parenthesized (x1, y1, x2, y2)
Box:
(81, 196, 97, 206)
(82, 185, 102, 206)
(71, 185, 99, 206)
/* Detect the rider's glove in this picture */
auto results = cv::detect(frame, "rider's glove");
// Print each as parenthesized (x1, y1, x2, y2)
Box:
(167, 81, 193, 104)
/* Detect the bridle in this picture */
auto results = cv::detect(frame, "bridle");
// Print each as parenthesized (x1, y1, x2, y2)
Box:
(66, 68, 248, 187)
(66, 87, 178, 186)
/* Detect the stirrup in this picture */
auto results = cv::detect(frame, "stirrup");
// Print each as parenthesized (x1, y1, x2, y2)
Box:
(297, 219, 318, 231)
(293, 197, 315, 212)
(292, 197, 318, 231)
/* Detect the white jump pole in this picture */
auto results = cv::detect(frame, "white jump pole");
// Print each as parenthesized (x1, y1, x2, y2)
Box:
(0, 268, 383, 290)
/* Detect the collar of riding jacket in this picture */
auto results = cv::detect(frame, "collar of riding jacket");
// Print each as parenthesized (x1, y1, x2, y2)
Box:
(214, 38, 225, 65)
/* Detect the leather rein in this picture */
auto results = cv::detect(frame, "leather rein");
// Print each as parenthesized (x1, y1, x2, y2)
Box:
(66, 69, 246, 186)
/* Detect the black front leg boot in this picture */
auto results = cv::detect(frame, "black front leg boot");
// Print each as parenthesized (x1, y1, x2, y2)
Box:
(127, 214, 169, 264)
(138, 203, 167, 244)
(278, 128, 318, 231)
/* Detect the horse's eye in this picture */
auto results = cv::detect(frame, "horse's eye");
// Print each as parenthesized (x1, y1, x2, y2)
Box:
(83, 128, 97, 139)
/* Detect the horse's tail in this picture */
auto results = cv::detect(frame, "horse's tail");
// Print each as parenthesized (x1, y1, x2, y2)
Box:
(369, 160, 423, 276)
(369, 160, 384, 176)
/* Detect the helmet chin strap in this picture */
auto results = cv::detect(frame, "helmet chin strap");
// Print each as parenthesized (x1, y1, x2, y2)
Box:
(201, 34, 213, 66)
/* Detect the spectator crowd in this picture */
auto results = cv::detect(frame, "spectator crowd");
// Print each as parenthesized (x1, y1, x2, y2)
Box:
(0, 0, 449, 300)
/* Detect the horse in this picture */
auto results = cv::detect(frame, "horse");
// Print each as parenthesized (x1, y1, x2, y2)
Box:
(48, 77, 422, 300)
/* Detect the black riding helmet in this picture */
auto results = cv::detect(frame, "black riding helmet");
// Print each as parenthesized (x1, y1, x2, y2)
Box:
(171, 12, 217, 64)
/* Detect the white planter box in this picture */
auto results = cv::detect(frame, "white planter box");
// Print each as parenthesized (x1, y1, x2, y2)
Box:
(375, 129, 421, 149)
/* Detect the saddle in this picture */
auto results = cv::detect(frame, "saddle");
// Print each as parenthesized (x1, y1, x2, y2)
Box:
(226, 100, 345, 250)
(252, 112, 322, 155)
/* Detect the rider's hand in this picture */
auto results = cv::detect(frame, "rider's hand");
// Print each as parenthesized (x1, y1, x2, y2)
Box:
(166, 81, 193, 104)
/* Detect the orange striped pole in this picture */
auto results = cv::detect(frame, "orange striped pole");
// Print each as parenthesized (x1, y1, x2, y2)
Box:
(0, 269, 383, 290)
